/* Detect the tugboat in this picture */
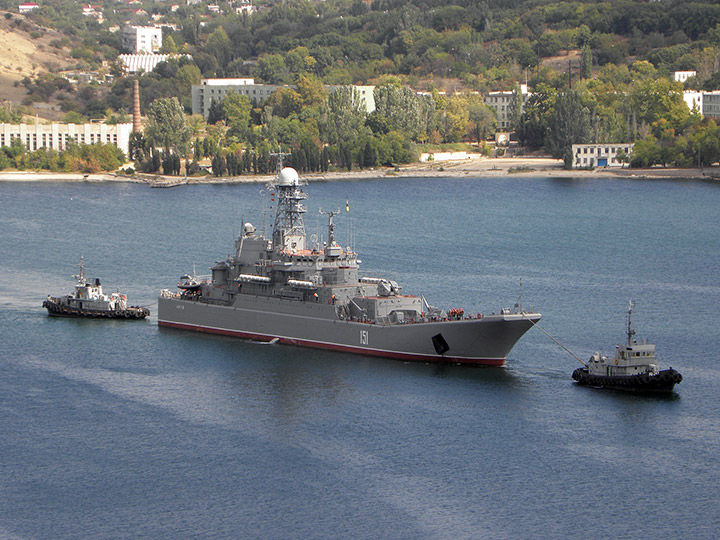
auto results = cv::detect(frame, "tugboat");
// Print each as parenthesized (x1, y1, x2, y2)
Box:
(158, 166, 541, 365)
(572, 301, 682, 393)
(43, 258, 149, 319)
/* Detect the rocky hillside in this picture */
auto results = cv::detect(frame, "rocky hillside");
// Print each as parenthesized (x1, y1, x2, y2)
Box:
(0, 10, 76, 119)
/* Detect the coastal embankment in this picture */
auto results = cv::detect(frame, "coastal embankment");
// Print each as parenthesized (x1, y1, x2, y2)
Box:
(0, 156, 714, 185)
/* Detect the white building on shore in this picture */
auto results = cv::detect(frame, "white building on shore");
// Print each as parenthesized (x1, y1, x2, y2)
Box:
(191, 78, 376, 119)
(571, 143, 633, 169)
(0, 123, 133, 155)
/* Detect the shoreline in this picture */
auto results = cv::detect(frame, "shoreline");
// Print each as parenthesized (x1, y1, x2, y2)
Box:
(0, 156, 716, 184)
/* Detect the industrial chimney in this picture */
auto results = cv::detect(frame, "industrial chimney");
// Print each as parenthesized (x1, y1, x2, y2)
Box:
(132, 79, 142, 133)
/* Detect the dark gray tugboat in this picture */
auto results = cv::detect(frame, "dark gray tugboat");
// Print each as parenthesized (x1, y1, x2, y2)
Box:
(158, 167, 540, 365)
(572, 302, 682, 393)
(43, 258, 149, 319)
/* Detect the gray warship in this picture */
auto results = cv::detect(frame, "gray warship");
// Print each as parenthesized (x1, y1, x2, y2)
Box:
(158, 167, 540, 365)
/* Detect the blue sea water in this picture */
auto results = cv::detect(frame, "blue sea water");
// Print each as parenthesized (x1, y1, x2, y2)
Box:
(1, 175, 719, 539)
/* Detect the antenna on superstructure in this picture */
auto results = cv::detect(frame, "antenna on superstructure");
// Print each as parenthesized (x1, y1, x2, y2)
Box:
(73, 256, 86, 286)
(270, 146, 291, 173)
(626, 300, 636, 346)
(319, 208, 342, 257)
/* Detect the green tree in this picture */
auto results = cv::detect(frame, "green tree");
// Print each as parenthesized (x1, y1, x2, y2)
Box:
(517, 84, 557, 149)
(320, 86, 369, 146)
(507, 84, 524, 132)
(546, 91, 592, 168)
(468, 100, 496, 143)
(373, 84, 427, 140)
(580, 44, 592, 79)
(204, 28, 232, 73)
(160, 35, 178, 54)
(145, 97, 191, 156)
(257, 54, 288, 84)
(628, 77, 688, 136)
(223, 91, 252, 141)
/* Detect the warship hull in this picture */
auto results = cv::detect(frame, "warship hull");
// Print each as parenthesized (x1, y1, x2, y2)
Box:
(158, 295, 539, 365)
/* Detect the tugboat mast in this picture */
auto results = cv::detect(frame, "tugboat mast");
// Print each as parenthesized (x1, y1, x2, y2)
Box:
(73, 256, 86, 287)
(626, 300, 636, 346)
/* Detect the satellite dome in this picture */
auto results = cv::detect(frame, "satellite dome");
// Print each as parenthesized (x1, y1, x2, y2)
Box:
(277, 167, 299, 186)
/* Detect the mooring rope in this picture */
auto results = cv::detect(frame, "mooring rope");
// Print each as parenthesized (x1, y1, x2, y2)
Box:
(522, 313, 587, 366)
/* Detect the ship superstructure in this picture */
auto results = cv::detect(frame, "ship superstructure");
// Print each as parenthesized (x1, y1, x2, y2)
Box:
(158, 168, 540, 365)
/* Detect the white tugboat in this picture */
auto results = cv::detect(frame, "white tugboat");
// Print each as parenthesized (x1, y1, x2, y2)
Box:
(572, 301, 681, 393)
(43, 258, 149, 319)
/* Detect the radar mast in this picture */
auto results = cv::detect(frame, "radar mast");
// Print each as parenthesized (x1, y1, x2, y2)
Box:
(271, 167, 307, 253)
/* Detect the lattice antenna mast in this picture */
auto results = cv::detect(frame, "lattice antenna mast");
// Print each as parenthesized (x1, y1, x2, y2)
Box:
(271, 167, 307, 252)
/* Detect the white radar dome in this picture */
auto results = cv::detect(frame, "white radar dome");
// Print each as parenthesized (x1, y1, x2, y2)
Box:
(277, 167, 299, 186)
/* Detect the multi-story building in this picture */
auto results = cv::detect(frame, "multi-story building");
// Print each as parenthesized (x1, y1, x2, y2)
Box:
(0, 123, 133, 156)
(122, 25, 162, 54)
(571, 143, 633, 169)
(484, 84, 530, 130)
(191, 79, 376, 118)
(701, 91, 720, 118)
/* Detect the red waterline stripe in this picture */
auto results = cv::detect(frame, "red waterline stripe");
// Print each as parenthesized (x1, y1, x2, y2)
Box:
(158, 320, 506, 366)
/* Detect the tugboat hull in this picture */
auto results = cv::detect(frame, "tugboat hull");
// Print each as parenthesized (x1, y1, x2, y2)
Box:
(572, 367, 682, 393)
(43, 298, 149, 319)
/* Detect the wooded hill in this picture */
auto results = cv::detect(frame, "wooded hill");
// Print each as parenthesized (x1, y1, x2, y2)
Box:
(7, 0, 720, 94)
(4, 0, 720, 172)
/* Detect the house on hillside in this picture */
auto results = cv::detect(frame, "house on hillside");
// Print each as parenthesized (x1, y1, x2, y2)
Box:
(82, 5, 103, 22)
(673, 71, 697, 83)
(18, 2, 39, 13)
(235, 0, 255, 15)
(122, 25, 162, 54)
